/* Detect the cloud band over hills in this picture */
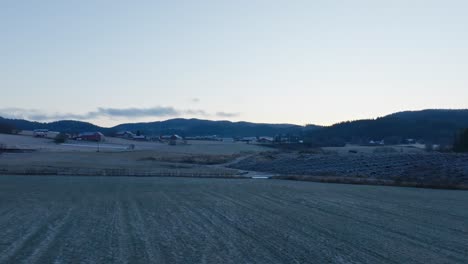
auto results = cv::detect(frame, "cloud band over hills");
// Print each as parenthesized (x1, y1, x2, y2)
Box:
(0, 106, 239, 121)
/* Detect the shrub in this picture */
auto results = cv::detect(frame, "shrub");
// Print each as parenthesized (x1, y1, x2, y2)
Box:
(0, 122, 15, 134)
(54, 133, 68, 144)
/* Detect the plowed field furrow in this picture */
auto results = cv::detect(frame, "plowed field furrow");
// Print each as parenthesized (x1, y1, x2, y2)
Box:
(251, 191, 464, 263)
(0, 208, 73, 264)
(0, 176, 467, 264)
(125, 198, 160, 263)
(21, 208, 74, 264)
(257, 189, 468, 248)
(204, 190, 397, 264)
(168, 191, 285, 263)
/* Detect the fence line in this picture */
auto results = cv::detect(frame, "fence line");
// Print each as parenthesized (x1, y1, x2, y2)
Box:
(1, 167, 242, 178)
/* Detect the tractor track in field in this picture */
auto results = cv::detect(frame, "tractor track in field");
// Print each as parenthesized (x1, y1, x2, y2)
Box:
(0, 176, 467, 263)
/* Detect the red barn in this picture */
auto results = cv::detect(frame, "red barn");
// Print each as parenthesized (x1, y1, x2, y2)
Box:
(77, 132, 105, 142)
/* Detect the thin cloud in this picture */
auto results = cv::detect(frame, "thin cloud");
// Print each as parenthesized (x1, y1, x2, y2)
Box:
(0, 108, 89, 121)
(184, 109, 209, 116)
(0, 106, 236, 121)
(216, 111, 240, 118)
(97, 106, 180, 117)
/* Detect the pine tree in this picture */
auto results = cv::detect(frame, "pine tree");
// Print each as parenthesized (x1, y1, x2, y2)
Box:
(453, 128, 468, 152)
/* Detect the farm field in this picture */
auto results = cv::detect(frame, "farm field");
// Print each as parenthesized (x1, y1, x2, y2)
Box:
(0, 133, 267, 177)
(0, 176, 467, 263)
(0, 133, 268, 154)
(0, 151, 240, 177)
(230, 152, 468, 188)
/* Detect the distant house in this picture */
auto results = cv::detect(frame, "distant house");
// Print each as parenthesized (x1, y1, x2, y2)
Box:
(33, 129, 49, 137)
(238, 137, 257, 143)
(158, 134, 185, 145)
(132, 135, 147, 141)
(258, 136, 274, 143)
(116, 131, 146, 141)
(116, 131, 135, 139)
(368, 140, 384, 146)
(169, 135, 185, 145)
(76, 132, 105, 142)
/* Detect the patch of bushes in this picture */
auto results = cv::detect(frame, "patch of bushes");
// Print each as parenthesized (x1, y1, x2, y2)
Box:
(54, 133, 68, 144)
(138, 154, 241, 165)
(0, 122, 16, 134)
(453, 128, 468, 153)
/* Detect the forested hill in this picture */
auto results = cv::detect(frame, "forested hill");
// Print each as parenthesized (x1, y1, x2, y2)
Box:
(304, 109, 468, 146)
(0, 117, 311, 137)
(3, 109, 468, 142)
(113, 118, 309, 137)
(0, 117, 106, 134)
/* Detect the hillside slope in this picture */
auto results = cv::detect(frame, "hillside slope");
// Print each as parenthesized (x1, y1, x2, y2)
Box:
(0, 117, 311, 137)
(305, 109, 468, 145)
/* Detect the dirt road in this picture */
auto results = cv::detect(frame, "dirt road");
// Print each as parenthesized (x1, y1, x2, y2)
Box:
(0, 176, 466, 263)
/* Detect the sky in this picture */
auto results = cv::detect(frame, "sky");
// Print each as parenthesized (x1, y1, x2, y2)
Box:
(1, 0, 467, 127)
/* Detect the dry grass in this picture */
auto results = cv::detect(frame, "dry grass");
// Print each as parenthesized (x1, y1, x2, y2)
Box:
(0, 151, 241, 177)
(0, 133, 269, 178)
(0, 133, 269, 154)
(273, 175, 468, 190)
(138, 153, 242, 165)
(230, 152, 468, 189)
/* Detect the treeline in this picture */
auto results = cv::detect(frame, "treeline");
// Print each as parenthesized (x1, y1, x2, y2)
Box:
(1, 117, 309, 138)
(113, 119, 308, 137)
(0, 120, 17, 134)
(453, 128, 468, 152)
(304, 109, 468, 147)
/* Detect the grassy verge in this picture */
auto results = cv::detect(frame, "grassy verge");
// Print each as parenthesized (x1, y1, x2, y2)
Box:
(273, 175, 468, 190)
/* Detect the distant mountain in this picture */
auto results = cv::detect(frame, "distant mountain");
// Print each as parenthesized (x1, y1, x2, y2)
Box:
(4, 109, 467, 143)
(305, 109, 468, 146)
(113, 118, 310, 137)
(0, 117, 107, 134)
(0, 117, 312, 137)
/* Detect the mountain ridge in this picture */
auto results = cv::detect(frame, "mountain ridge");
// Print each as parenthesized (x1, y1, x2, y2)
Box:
(0, 117, 311, 137)
(304, 109, 468, 145)
(2, 109, 468, 142)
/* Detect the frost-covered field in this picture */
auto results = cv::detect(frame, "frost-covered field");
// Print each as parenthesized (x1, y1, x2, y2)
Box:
(230, 152, 468, 188)
(0, 176, 467, 263)
(0, 133, 268, 154)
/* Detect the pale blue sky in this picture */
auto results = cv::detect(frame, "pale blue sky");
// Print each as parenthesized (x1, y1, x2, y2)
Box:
(1, 0, 467, 126)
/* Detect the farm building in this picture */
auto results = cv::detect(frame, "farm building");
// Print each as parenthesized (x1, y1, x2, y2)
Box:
(169, 135, 185, 145)
(159, 134, 185, 145)
(236, 137, 257, 143)
(258, 137, 274, 143)
(76, 132, 105, 142)
(132, 135, 147, 141)
(116, 131, 147, 141)
(33, 129, 49, 137)
(116, 131, 135, 139)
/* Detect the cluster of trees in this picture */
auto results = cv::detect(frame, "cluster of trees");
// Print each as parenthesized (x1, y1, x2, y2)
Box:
(0, 121, 17, 134)
(54, 133, 68, 144)
(453, 128, 468, 153)
(1, 117, 307, 138)
(304, 110, 468, 147)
